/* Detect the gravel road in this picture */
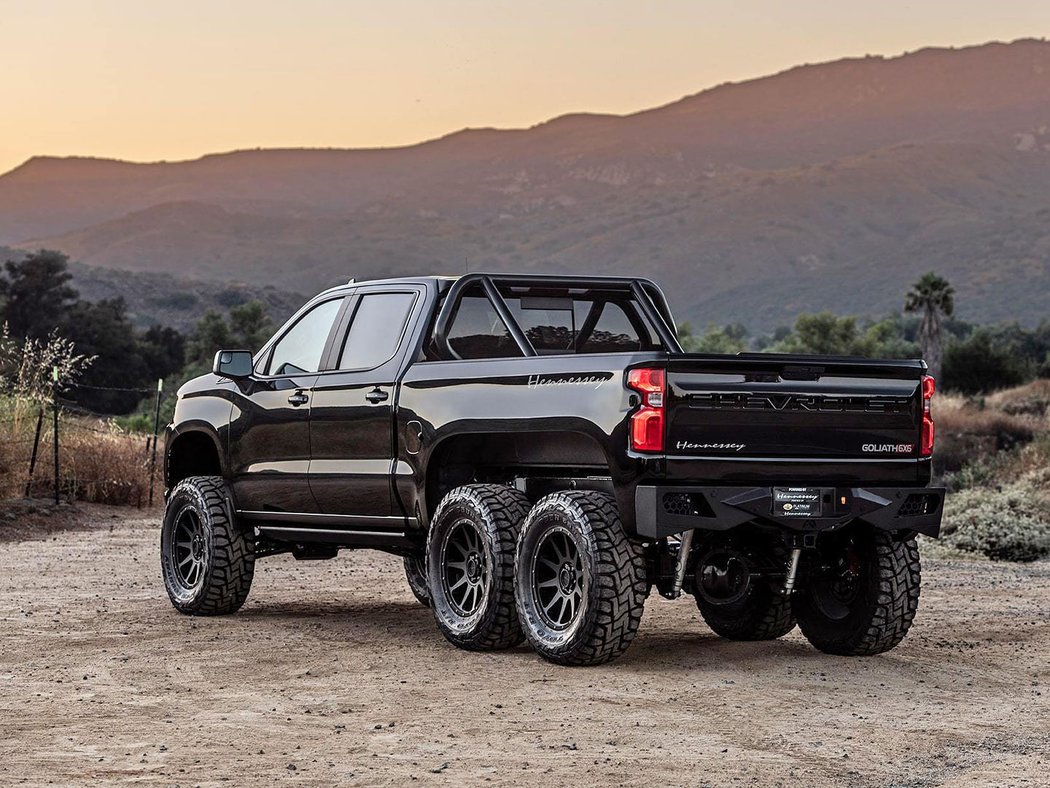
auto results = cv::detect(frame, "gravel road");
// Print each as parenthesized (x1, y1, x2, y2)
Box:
(1, 505, 1047, 786)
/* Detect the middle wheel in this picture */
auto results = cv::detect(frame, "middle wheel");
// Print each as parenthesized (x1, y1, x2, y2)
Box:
(515, 491, 648, 666)
(426, 483, 531, 651)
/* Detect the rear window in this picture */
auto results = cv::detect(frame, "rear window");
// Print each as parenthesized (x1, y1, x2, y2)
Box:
(503, 296, 648, 355)
(445, 291, 524, 360)
(431, 283, 661, 360)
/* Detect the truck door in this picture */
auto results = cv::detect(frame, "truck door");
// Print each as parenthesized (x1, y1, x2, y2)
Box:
(308, 286, 423, 522)
(228, 295, 346, 514)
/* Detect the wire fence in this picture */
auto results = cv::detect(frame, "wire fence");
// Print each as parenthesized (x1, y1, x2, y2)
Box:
(2, 372, 165, 508)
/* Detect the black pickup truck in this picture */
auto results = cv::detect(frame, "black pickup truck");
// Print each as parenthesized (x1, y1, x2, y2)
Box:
(161, 273, 943, 665)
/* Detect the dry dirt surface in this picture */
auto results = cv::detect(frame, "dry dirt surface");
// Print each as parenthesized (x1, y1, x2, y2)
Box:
(1, 505, 1048, 787)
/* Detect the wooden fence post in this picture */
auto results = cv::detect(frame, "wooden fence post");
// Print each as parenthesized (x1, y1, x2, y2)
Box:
(52, 367, 60, 506)
(24, 405, 45, 498)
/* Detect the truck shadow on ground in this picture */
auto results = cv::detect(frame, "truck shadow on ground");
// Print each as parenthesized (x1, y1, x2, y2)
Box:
(234, 597, 931, 678)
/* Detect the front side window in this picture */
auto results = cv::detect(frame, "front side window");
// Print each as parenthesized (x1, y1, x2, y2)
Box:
(338, 292, 417, 370)
(266, 298, 343, 375)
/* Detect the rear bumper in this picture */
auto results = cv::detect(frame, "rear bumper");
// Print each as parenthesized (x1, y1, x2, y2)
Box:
(635, 484, 944, 539)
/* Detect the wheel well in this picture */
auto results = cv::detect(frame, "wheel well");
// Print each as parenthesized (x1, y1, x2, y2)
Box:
(166, 431, 223, 490)
(424, 431, 611, 518)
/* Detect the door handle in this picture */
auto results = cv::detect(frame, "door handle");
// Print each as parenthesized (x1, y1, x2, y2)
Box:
(365, 387, 389, 404)
(287, 391, 309, 407)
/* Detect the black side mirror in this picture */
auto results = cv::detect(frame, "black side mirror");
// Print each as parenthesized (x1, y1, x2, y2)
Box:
(213, 349, 254, 379)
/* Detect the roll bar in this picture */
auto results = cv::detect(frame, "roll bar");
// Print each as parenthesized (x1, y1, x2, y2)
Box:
(431, 273, 683, 360)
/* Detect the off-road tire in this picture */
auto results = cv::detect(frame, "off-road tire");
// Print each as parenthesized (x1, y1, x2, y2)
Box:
(694, 538, 796, 641)
(160, 475, 255, 615)
(794, 528, 920, 656)
(404, 555, 431, 608)
(426, 484, 531, 651)
(515, 491, 647, 666)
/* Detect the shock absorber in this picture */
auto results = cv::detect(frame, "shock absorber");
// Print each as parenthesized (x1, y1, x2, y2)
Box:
(782, 547, 802, 595)
(670, 529, 694, 599)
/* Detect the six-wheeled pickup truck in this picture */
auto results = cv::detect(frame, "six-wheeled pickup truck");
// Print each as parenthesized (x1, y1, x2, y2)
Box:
(161, 273, 944, 665)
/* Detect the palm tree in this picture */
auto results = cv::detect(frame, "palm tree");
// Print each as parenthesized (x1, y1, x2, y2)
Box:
(904, 272, 954, 381)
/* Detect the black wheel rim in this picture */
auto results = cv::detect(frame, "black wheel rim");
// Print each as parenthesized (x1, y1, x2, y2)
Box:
(441, 518, 488, 617)
(532, 526, 584, 631)
(171, 506, 206, 592)
(810, 538, 863, 621)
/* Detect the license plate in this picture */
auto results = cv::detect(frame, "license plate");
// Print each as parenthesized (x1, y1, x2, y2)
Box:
(773, 487, 822, 517)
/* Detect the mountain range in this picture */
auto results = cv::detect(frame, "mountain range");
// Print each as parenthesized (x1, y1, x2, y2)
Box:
(2, 38, 1049, 331)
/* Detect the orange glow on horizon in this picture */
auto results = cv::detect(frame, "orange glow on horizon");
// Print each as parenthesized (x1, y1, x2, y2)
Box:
(2, 0, 1048, 174)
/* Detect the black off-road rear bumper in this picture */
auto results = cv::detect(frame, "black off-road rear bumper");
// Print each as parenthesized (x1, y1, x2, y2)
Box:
(635, 485, 944, 539)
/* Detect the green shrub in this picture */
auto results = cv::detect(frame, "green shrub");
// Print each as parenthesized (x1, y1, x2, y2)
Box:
(942, 331, 1027, 394)
(941, 486, 1050, 562)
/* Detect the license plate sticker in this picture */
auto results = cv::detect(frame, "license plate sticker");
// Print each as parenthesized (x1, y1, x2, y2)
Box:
(773, 487, 822, 517)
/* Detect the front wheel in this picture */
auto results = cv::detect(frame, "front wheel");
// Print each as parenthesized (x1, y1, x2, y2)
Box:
(793, 528, 920, 656)
(160, 476, 255, 615)
(515, 491, 647, 666)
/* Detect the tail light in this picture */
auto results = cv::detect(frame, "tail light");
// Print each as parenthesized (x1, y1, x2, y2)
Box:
(920, 375, 935, 457)
(627, 367, 665, 452)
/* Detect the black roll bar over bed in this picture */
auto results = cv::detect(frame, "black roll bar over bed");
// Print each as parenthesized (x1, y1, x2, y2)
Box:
(431, 272, 684, 360)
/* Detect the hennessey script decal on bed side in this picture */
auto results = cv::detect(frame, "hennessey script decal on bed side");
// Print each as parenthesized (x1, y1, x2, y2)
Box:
(675, 441, 746, 452)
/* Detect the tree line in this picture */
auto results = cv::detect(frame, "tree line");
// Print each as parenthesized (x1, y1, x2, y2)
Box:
(679, 272, 1050, 393)
(0, 250, 275, 416)
(3, 251, 1048, 419)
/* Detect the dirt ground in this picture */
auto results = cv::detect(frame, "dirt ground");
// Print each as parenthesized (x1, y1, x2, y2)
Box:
(0, 505, 1047, 787)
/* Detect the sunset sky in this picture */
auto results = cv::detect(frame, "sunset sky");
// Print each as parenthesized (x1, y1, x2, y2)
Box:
(2, 0, 1048, 175)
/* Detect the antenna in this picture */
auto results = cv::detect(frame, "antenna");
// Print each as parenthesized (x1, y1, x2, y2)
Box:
(347, 277, 356, 285)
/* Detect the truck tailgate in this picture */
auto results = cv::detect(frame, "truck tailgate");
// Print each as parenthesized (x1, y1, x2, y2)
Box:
(664, 354, 925, 460)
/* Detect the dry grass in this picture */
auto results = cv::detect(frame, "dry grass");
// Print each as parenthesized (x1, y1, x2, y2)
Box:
(1, 396, 159, 507)
(937, 381, 1050, 561)
(933, 391, 1040, 473)
(986, 378, 1050, 417)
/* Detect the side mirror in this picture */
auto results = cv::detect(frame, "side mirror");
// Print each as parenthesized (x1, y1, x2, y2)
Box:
(213, 349, 254, 379)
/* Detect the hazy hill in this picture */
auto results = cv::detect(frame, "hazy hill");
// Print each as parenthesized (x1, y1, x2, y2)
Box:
(2, 39, 1049, 330)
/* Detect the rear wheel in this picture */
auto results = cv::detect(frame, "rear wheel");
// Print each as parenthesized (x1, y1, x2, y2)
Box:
(515, 491, 647, 666)
(426, 484, 531, 651)
(793, 528, 920, 656)
(403, 555, 431, 608)
(693, 536, 796, 641)
(160, 476, 255, 615)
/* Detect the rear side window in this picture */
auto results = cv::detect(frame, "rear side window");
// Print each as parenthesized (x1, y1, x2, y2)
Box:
(446, 292, 523, 360)
(338, 292, 416, 370)
(266, 298, 343, 375)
